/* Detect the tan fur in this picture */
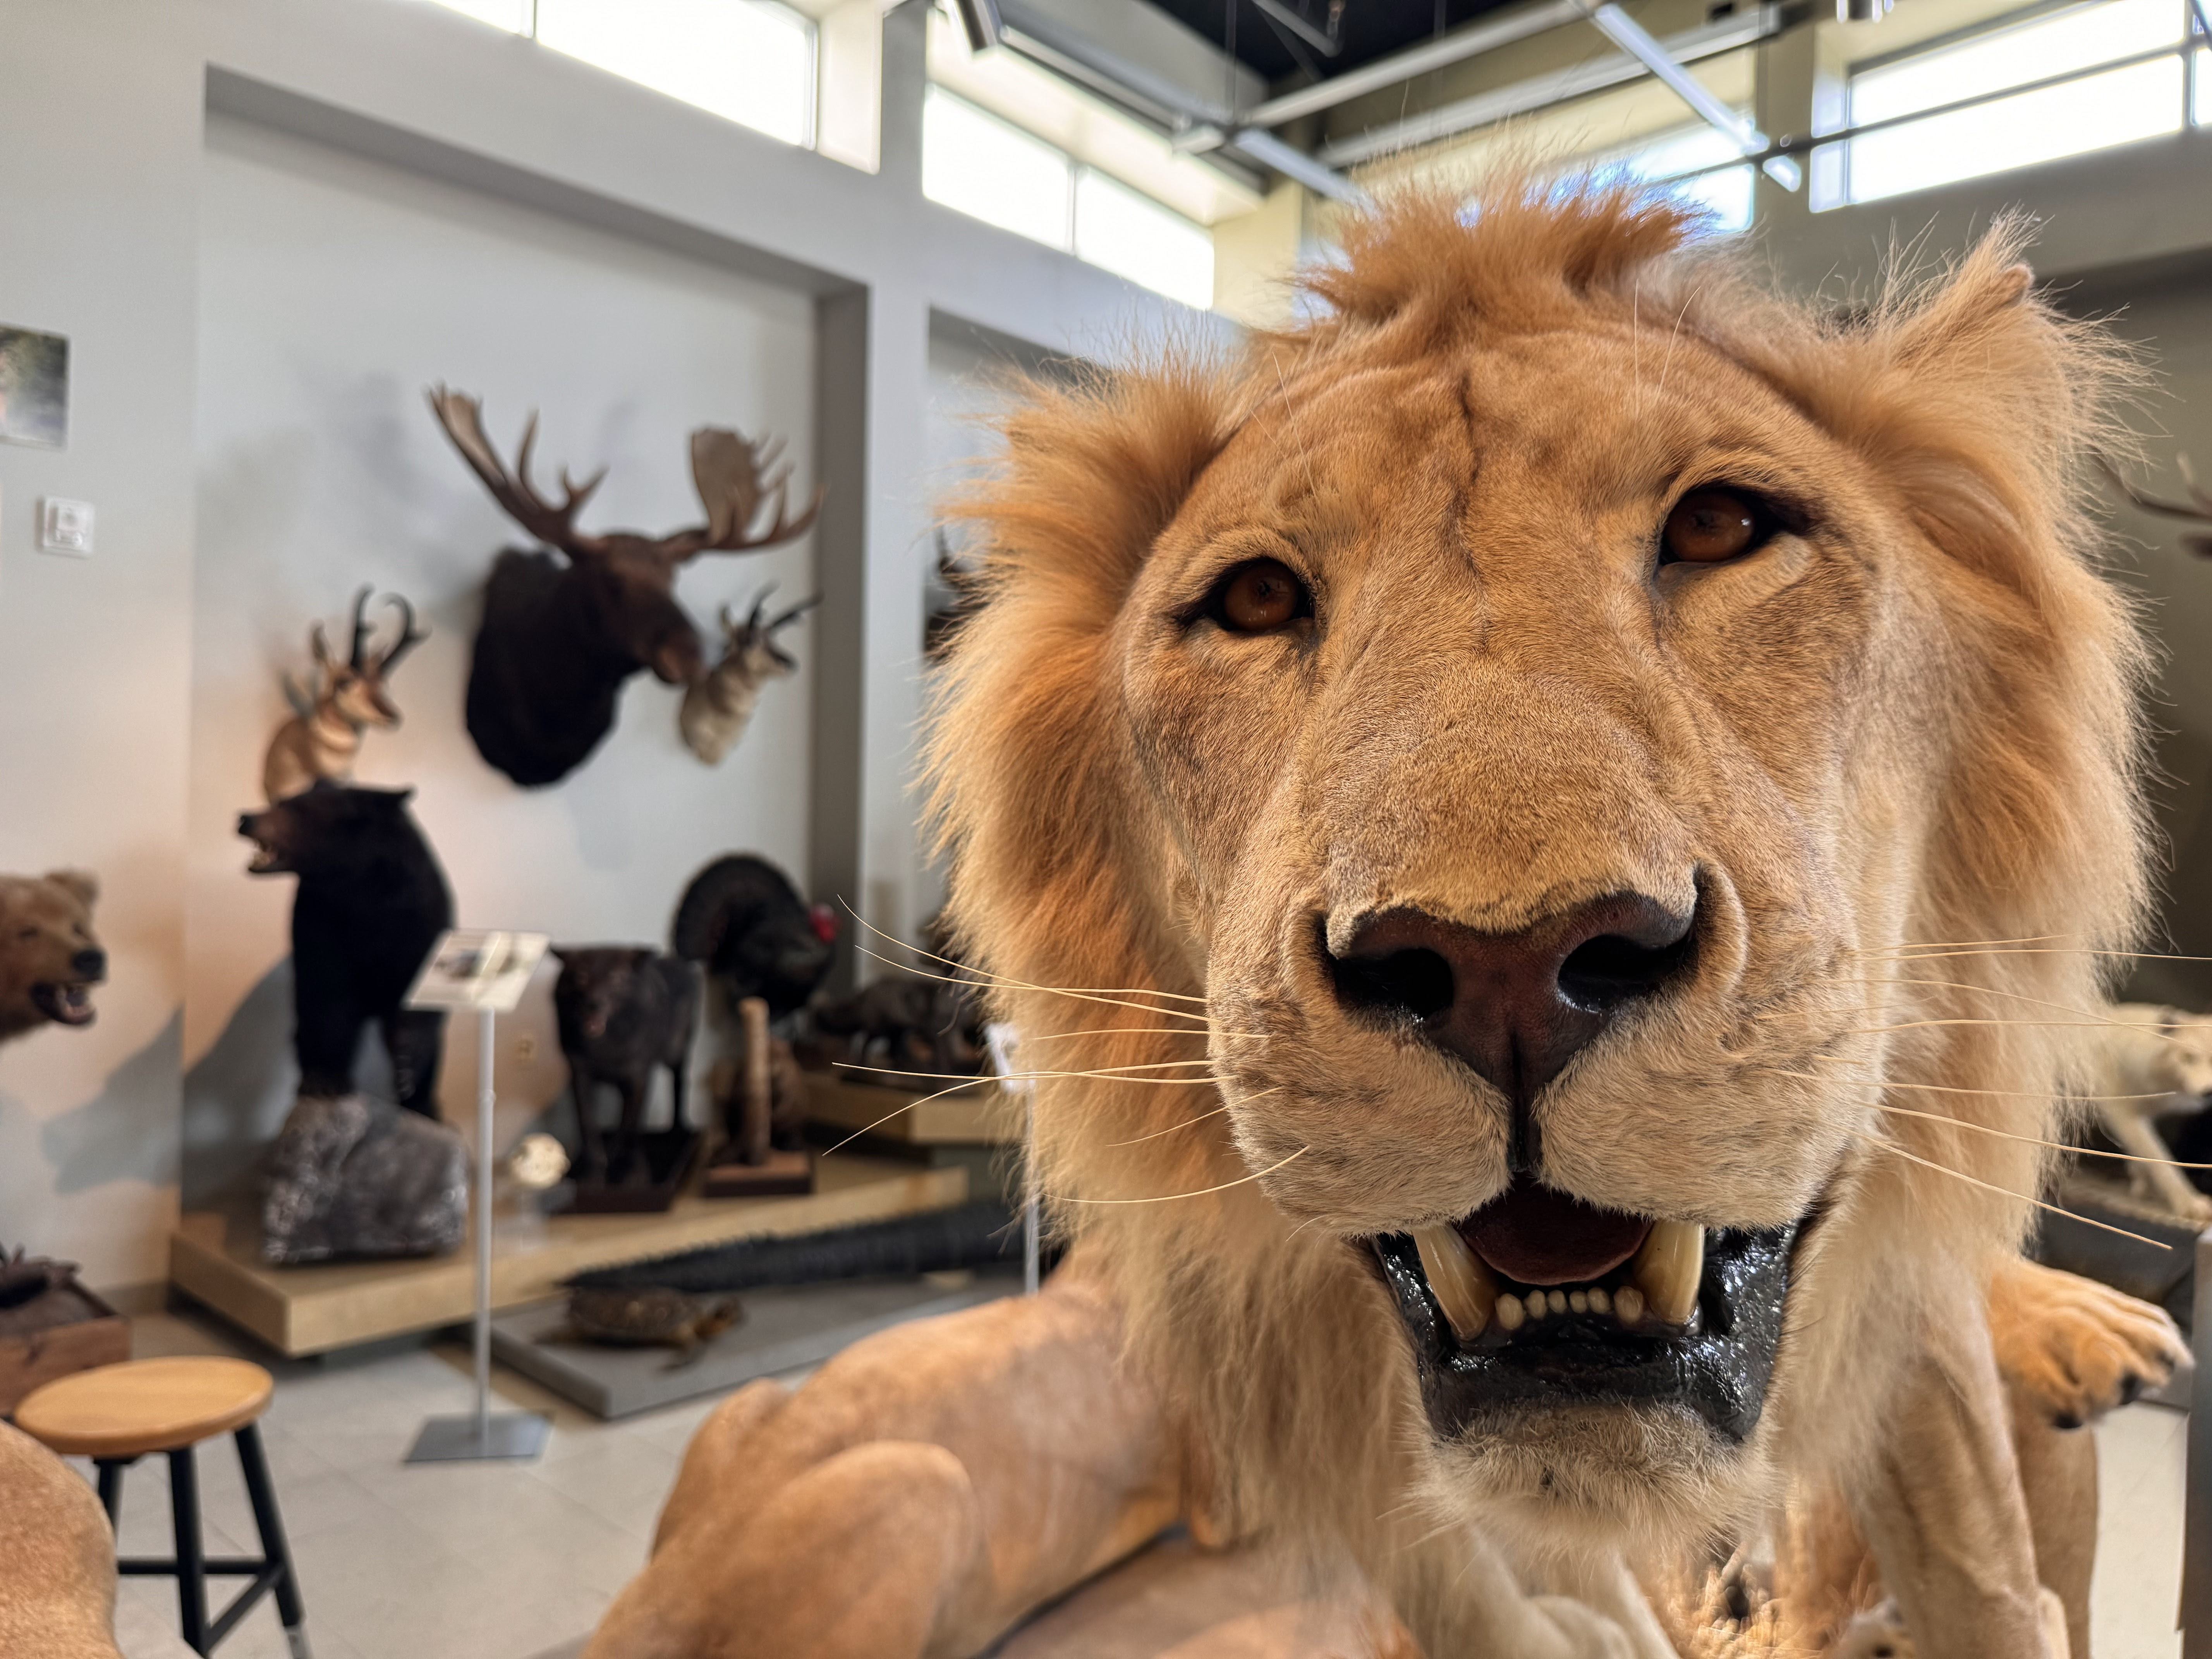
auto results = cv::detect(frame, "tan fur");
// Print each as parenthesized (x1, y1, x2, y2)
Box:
(922, 183, 2149, 1652)
(0, 869, 103, 1044)
(0, 1420, 122, 1658)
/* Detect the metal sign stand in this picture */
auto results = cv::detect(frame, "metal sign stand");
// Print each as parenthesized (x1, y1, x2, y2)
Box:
(985, 1023, 1040, 1293)
(404, 931, 553, 1465)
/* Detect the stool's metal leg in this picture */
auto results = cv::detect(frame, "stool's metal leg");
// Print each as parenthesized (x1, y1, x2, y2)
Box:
(168, 1445, 208, 1654)
(96, 1459, 125, 1528)
(234, 1423, 309, 1655)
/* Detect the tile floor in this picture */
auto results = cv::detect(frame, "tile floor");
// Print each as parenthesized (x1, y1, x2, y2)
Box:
(74, 1302, 2195, 1659)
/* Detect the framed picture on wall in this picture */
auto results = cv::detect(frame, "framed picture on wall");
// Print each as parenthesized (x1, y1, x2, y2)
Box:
(0, 326, 69, 448)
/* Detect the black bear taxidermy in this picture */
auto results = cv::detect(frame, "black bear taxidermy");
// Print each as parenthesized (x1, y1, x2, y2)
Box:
(669, 854, 838, 1019)
(552, 947, 701, 1181)
(239, 783, 455, 1116)
(429, 388, 821, 788)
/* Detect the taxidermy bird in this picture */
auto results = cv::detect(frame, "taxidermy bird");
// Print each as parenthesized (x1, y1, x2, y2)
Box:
(678, 588, 819, 764)
(263, 587, 427, 802)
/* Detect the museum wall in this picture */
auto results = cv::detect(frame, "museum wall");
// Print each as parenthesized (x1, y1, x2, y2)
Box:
(183, 113, 823, 1206)
(0, 9, 202, 1287)
(2082, 267, 2212, 1010)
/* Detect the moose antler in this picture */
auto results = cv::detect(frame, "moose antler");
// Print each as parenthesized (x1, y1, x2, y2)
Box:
(663, 429, 824, 562)
(2098, 453, 2212, 557)
(429, 387, 610, 556)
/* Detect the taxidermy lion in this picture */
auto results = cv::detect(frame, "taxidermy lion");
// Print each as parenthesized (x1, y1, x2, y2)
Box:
(589, 186, 2187, 1659)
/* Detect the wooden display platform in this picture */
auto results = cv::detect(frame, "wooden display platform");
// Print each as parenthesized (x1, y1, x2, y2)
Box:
(169, 1153, 969, 1358)
(703, 1146, 816, 1199)
(805, 1071, 1013, 1146)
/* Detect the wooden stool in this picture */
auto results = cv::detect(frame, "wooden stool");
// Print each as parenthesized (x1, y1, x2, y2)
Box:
(16, 1356, 309, 1657)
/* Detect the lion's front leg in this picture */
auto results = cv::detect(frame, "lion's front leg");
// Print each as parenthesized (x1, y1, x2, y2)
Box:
(587, 1252, 1186, 1659)
(1849, 1291, 2053, 1659)
(1394, 1525, 1678, 1659)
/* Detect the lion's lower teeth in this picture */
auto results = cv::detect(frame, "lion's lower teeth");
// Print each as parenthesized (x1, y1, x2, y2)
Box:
(1413, 1225, 1496, 1340)
(1630, 1221, 1704, 1326)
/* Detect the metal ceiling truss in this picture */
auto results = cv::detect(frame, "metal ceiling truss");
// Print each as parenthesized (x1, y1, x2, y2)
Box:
(953, 0, 1810, 207)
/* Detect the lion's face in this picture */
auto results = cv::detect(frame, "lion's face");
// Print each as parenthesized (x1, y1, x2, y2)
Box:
(935, 189, 2141, 1580)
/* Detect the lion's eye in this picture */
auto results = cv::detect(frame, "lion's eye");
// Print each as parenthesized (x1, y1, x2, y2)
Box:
(1661, 489, 1766, 565)
(1209, 559, 1310, 634)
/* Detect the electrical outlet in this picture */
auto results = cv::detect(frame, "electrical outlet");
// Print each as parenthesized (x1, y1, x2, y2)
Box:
(514, 1033, 538, 1062)
(37, 497, 93, 557)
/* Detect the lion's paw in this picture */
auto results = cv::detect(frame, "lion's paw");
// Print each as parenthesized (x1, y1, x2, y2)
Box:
(1990, 1259, 2186, 1427)
(1832, 1601, 1911, 1659)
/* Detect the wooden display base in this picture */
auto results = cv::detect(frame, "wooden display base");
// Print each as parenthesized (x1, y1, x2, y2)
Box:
(0, 1283, 131, 1414)
(703, 1146, 816, 1199)
(169, 1153, 969, 1358)
(562, 1128, 703, 1215)
(804, 1071, 1013, 1146)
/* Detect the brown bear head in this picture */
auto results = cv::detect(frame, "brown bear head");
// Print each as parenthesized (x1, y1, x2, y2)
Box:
(0, 870, 105, 1043)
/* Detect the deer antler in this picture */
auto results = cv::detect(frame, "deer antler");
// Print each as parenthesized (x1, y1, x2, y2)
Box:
(428, 387, 610, 556)
(661, 428, 824, 562)
(2098, 453, 2212, 557)
(375, 594, 429, 676)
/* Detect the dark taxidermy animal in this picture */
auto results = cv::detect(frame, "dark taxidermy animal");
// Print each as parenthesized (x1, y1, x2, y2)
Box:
(552, 946, 700, 1181)
(561, 1286, 740, 1368)
(239, 784, 453, 1115)
(264, 586, 428, 802)
(2101, 452, 2212, 557)
(0, 1247, 81, 1310)
(669, 854, 837, 1020)
(678, 587, 820, 765)
(429, 388, 821, 788)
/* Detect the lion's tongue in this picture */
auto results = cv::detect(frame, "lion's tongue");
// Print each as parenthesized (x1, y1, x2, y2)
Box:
(1460, 1180, 1652, 1287)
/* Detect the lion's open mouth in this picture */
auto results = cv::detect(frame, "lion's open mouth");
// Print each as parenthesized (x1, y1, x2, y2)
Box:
(1371, 1178, 1798, 1443)
(30, 982, 98, 1027)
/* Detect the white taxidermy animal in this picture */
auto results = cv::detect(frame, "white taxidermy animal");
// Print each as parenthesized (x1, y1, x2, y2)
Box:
(2075, 1001, 2212, 1221)
(678, 588, 819, 765)
(264, 587, 427, 802)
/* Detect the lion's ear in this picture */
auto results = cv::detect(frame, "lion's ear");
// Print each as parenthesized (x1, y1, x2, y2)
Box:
(45, 869, 98, 910)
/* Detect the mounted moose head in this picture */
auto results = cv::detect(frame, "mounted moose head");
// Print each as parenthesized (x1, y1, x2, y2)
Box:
(429, 388, 821, 788)
(678, 587, 821, 765)
(263, 586, 428, 803)
(2101, 452, 2212, 558)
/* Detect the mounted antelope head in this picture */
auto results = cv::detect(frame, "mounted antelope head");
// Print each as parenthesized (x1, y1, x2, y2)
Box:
(2101, 452, 2212, 558)
(429, 388, 822, 788)
(263, 586, 428, 803)
(678, 587, 821, 765)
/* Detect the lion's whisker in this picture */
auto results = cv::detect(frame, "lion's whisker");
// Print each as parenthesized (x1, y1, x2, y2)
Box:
(818, 1076, 1010, 1158)
(853, 942, 1217, 1027)
(1873, 1102, 2212, 1168)
(1818, 977, 2184, 1037)
(1054, 1145, 1309, 1205)
(841, 901, 1211, 1004)
(1103, 1100, 1254, 1147)
(1759, 1065, 2175, 1102)
(1854, 1133, 2170, 1249)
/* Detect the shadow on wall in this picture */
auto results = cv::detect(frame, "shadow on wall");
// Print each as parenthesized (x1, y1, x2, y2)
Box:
(42, 1011, 185, 1195)
(179, 959, 405, 1210)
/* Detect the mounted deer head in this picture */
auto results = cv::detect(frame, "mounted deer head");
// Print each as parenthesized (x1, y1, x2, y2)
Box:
(678, 586, 821, 765)
(429, 388, 822, 787)
(264, 586, 429, 803)
(2100, 453, 2212, 558)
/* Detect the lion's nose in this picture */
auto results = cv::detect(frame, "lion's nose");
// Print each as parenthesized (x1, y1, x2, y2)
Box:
(1328, 893, 1695, 1149)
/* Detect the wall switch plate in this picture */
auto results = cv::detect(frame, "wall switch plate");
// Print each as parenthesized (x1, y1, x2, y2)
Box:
(37, 497, 93, 556)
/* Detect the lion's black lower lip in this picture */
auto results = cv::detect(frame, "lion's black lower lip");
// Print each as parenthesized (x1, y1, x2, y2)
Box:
(1370, 1223, 1796, 1443)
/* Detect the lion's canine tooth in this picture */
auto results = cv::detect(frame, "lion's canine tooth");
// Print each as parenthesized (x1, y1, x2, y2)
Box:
(1495, 1293, 1526, 1332)
(1631, 1221, 1704, 1326)
(1413, 1226, 1496, 1341)
(1613, 1284, 1645, 1325)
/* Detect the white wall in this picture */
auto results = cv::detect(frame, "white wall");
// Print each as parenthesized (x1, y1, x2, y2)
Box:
(184, 114, 822, 1202)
